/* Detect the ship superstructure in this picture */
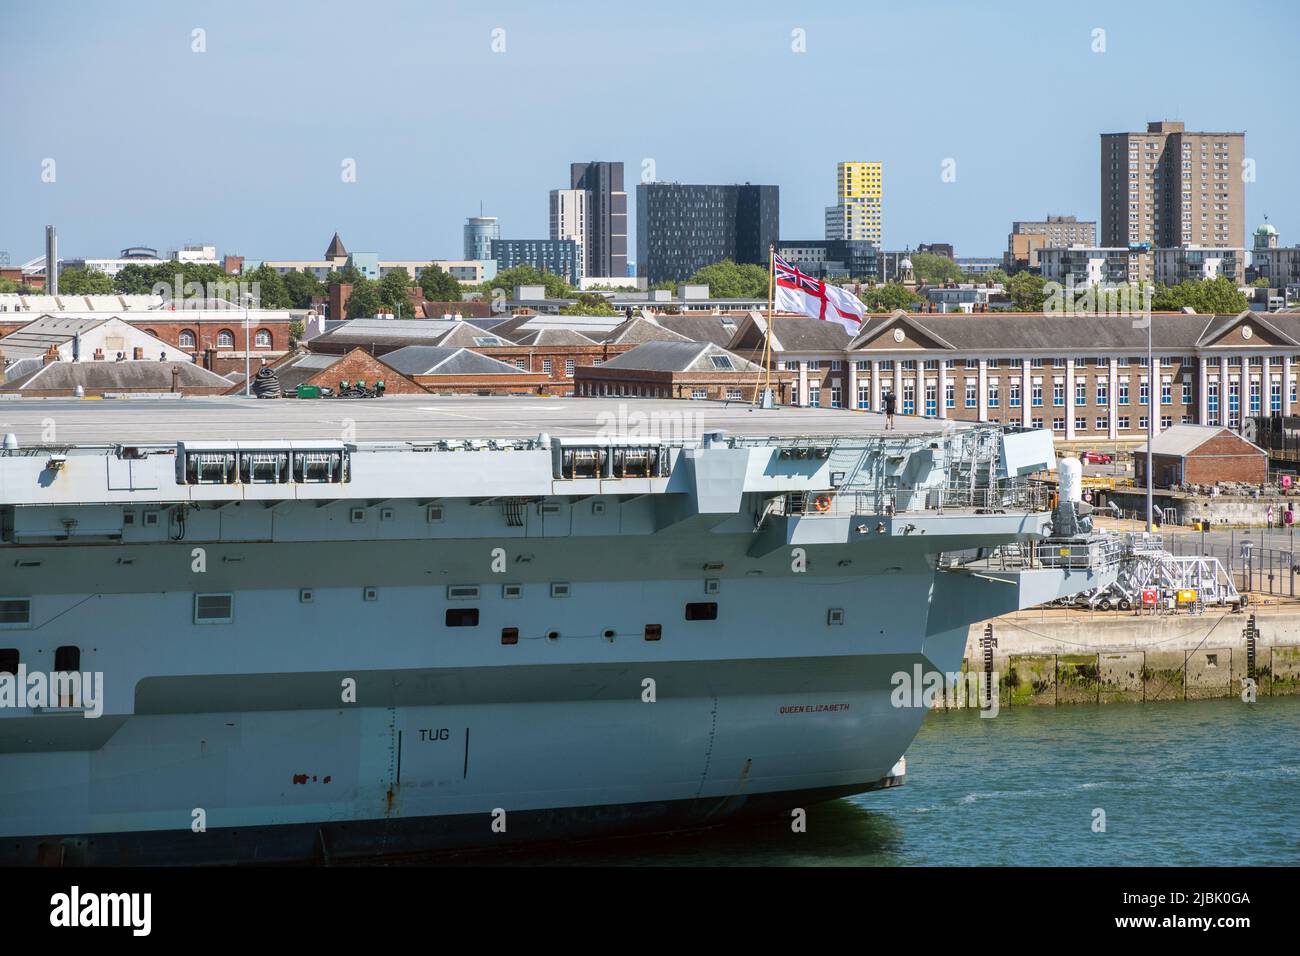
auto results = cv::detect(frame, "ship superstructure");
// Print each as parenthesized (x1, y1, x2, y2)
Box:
(0, 397, 1116, 864)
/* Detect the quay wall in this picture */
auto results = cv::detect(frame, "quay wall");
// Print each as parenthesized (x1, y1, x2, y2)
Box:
(931, 610, 1300, 709)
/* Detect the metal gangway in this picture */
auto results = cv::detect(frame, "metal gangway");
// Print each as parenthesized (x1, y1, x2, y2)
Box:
(1074, 532, 1241, 611)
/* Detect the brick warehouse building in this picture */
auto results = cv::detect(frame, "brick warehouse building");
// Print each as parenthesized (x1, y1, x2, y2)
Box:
(1134, 424, 1267, 487)
(0, 301, 292, 376)
(728, 311, 1300, 444)
(574, 341, 794, 402)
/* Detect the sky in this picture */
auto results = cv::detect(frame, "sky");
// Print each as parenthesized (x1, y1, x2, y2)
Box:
(2, 0, 1297, 267)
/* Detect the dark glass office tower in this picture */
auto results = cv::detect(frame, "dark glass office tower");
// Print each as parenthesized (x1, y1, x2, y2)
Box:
(570, 161, 627, 279)
(635, 183, 779, 285)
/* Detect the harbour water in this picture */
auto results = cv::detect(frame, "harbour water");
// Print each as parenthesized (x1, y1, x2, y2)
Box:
(419, 697, 1300, 866)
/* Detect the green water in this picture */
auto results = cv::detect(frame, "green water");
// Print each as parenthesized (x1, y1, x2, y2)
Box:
(451, 697, 1300, 866)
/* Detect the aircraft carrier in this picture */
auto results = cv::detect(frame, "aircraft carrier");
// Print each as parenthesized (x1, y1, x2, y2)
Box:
(0, 396, 1117, 864)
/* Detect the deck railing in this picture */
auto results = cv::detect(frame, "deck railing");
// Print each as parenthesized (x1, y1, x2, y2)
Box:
(774, 479, 1050, 518)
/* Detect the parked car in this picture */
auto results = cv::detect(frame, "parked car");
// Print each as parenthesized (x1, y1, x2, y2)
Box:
(1082, 451, 1113, 464)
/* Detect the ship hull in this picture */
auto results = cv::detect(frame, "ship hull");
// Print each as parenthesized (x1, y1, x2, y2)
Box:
(0, 649, 925, 864)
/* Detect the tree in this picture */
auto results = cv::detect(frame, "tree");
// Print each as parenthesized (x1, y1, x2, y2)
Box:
(288, 318, 305, 344)
(282, 270, 325, 309)
(344, 279, 381, 319)
(1006, 271, 1048, 311)
(240, 264, 291, 309)
(963, 268, 1008, 286)
(377, 268, 413, 316)
(419, 264, 463, 301)
(480, 264, 574, 299)
(1150, 276, 1248, 314)
(911, 252, 962, 284)
(113, 263, 161, 295)
(322, 266, 365, 288)
(860, 283, 920, 313)
(560, 293, 618, 316)
(686, 260, 769, 298)
(1251, 277, 1270, 288)
(56, 267, 115, 295)
(0, 277, 19, 293)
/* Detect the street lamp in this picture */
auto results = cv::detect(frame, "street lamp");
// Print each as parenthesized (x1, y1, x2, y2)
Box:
(242, 292, 251, 397)
(1144, 285, 1154, 532)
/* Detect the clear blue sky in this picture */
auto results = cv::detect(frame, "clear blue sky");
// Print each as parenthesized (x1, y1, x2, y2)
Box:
(2, 0, 1297, 266)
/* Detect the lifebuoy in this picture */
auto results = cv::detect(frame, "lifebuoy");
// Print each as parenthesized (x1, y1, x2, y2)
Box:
(812, 494, 833, 512)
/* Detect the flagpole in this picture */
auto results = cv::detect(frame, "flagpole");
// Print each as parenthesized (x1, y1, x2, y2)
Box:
(765, 244, 774, 404)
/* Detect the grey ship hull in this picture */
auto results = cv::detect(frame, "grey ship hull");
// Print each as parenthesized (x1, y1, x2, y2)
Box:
(0, 399, 1110, 864)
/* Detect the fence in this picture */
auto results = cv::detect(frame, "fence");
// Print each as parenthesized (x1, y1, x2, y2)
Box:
(1165, 531, 1300, 599)
(776, 480, 1050, 518)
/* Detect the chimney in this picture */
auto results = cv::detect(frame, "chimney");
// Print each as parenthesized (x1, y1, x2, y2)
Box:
(45, 225, 58, 296)
(203, 347, 216, 370)
(43, 344, 59, 365)
(329, 283, 352, 321)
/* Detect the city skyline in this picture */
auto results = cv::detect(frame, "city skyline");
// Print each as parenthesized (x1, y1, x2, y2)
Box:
(1, 0, 1297, 264)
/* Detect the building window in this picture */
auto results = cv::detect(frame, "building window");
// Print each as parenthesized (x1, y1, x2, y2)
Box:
(965, 382, 977, 408)
(830, 385, 842, 408)
(987, 383, 999, 408)
(216, 329, 235, 349)
(1075, 382, 1086, 405)
(945, 382, 955, 408)
(726, 388, 742, 401)
(692, 388, 708, 400)
(902, 383, 915, 415)
(1182, 381, 1192, 405)
(857, 384, 869, 409)
(1161, 416, 1172, 429)
(1096, 381, 1108, 406)
(1031, 383, 1043, 407)
(1052, 418, 1064, 431)
(179, 330, 196, 349)
(1249, 381, 1261, 416)
(1009, 381, 1021, 407)
(831, 360, 843, 371)
(925, 383, 937, 417)
(1031, 418, 1043, 429)
(1139, 381, 1150, 405)
(1139, 416, 1148, 430)
(1096, 416, 1107, 430)
(565, 359, 575, 376)
(808, 385, 820, 407)
(1119, 381, 1130, 405)
(1052, 382, 1064, 406)
(515, 359, 527, 370)
(1228, 381, 1240, 426)
(542, 359, 553, 374)
(254, 329, 272, 348)
(1075, 417, 1087, 432)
